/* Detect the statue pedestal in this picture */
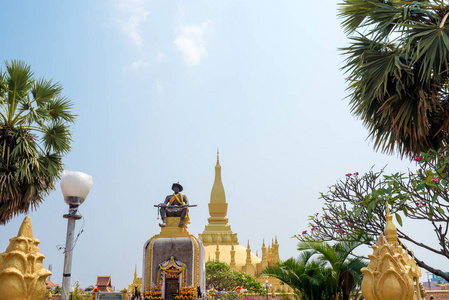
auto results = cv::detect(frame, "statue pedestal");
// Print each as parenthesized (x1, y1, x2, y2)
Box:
(143, 217, 205, 300)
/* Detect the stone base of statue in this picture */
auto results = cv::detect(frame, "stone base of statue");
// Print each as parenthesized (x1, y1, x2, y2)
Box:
(143, 217, 205, 300)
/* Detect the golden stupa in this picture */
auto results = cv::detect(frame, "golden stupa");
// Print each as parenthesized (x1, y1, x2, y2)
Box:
(0, 216, 52, 300)
(198, 152, 291, 293)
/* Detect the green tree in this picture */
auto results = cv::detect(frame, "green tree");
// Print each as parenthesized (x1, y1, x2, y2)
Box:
(339, 0, 449, 158)
(300, 148, 449, 281)
(0, 60, 74, 224)
(261, 252, 336, 300)
(205, 261, 264, 294)
(296, 235, 367, 300)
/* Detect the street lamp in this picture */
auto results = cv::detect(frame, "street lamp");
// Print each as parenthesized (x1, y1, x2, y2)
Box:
(60, 170, 93, 300)
(262, 280, 272, 300)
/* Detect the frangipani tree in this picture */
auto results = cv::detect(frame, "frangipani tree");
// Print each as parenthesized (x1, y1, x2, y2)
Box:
(0, 60, 75, 224)
(298, 148, 449, 281)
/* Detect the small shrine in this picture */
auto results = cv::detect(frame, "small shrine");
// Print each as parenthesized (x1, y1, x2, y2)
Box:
(143, 183, 206, 300)
(128, 265, 142, 293)
(96, 275, 114, 292)
(361, 204, 426, 300)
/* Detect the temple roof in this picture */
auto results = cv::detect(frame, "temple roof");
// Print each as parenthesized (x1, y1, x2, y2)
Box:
(96, 276, 112, 287)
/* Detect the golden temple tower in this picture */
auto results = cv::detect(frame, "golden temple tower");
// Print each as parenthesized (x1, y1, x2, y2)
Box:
(198, 152, 292, 293)
(200, 150, 237, 245)
(198, 151, 260, 267)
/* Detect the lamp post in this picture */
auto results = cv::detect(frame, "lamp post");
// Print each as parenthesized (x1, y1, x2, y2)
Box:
(262, 280, 272, 300)
(60, 171, 93, 300)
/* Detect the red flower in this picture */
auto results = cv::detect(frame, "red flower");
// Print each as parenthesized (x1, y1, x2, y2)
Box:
(346, 173, 352, 176)
(414, 156, 423, 161)
(302, 230, 307, 235)
(354, 172, 359, 175)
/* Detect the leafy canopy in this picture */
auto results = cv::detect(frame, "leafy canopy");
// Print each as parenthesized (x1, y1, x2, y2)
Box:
(0, 60, 75, 224)
(339, 0, 449, 158)
(205, 261, 264, 294)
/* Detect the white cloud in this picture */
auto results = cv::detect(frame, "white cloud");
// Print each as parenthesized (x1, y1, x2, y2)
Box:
(156, 52, 166, 63)
(115, 0, 149, 48)
(122, 59, 150, 72)
(174, 20, 213, 66)
(156, 79, 164, 94)
(131, 59, 149, 69)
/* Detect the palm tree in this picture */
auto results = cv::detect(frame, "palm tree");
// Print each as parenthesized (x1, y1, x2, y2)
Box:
(339, 0, 449, 158)
(297, 236, 367, 300)
(261, 251, 337, 300)
(0, 60, 75, 224)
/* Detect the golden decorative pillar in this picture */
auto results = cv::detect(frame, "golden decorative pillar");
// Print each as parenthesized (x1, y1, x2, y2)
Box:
(272, 236, 280, 263)
(230, 243, 236, 270)
(0, 216, 52, 300)
(261, 240, 268, 270)
(361, 205, 425, 300)
(215, 243, 220, 262)
(243, 240, 254, 277)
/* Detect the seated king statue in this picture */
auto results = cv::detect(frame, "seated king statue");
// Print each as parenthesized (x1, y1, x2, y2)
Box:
(159, 183, 189, 228)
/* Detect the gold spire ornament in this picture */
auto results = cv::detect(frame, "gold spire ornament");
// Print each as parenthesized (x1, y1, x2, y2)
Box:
(0, 217, 52, 300)
(361, 204, 426, 300)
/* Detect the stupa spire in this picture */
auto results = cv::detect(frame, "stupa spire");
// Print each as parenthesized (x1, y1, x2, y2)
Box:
(200, 151, 234, 245)
(211, 149, 226, 205)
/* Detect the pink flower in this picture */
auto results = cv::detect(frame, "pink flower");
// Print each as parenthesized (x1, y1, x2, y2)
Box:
(441, 153, 445, 158)
(315, 213, 319, 216)
(302, 230, 307, 235)
(431, 177, 439, 183)
(416, 202, 420, 206)
(420, 201, 425, 206)
(336, 223, 341, 228)
(354, 172, 359, 175)
(414, 156, 423, 161)
(347, 223, 351, 226)
(346, 173, 352, 176)
(311, 227, 315, 231)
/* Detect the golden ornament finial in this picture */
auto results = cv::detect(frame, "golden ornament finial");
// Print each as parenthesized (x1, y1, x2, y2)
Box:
(247, 240, 250, 249)
(217, 148, 220, 165)
(17, 216, 33, 238)
(384, 202, 399, 246)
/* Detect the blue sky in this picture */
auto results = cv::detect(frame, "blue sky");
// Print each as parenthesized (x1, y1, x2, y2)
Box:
(1, 0, 443, 290)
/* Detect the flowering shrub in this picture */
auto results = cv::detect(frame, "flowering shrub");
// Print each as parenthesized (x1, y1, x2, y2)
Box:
(175, 286, 195, 300)
(143, 286, 162, 300)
